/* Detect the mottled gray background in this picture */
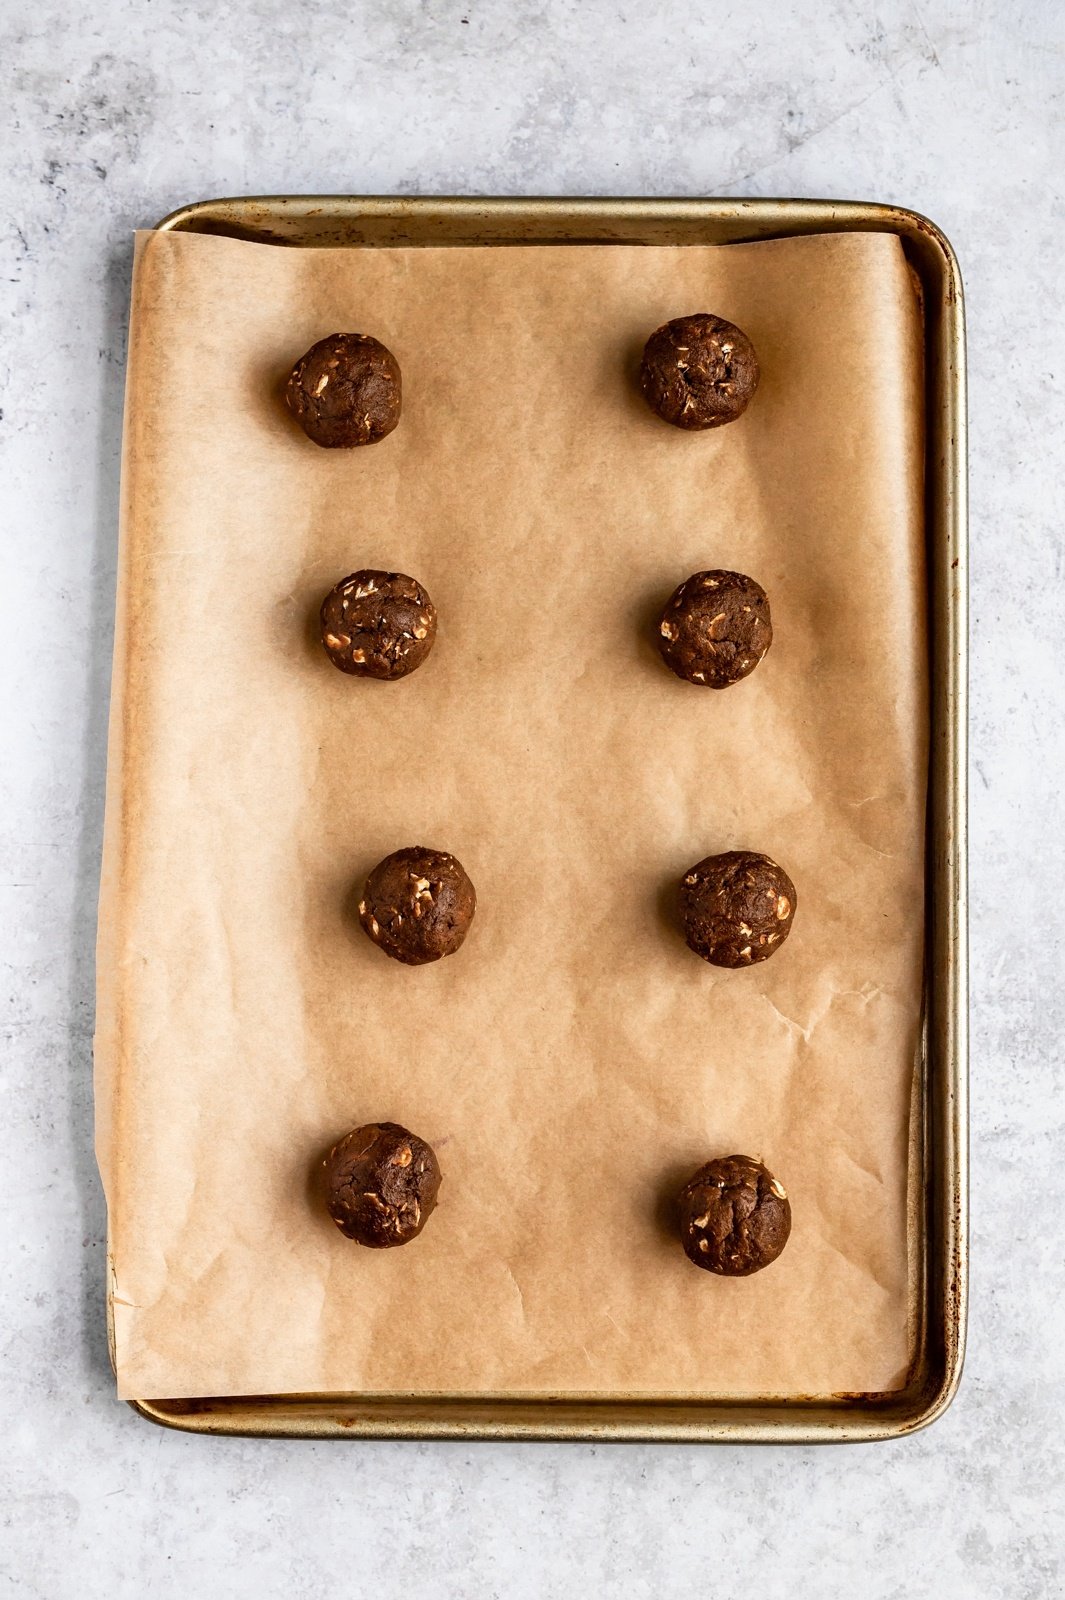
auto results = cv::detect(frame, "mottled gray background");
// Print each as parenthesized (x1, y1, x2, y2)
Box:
(2, 1, 1062, 1594)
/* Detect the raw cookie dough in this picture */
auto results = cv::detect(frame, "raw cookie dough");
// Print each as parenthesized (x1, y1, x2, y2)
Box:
(678, 850, 796, 968)
(639, 313, 759, 430)
(359, 846, 476, 965)
(657, 569, 772, 688)
(323, 1122, 441, 1248)
(678, 1154, 791, 1275)
(320, 570, 437, 680)
(284, 332, 401, 448)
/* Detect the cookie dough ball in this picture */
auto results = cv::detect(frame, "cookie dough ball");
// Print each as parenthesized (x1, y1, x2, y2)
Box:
(321, 570, 436, 680)
(284, 332, 401, 448)
(323, 1122, 442, 1248)
(658, 570, 772, 688)
(679, 850, 796, 968)
(678, 1154, 791, 1275)
(639, 313, 759, 430)
(359, 847, 476, 966)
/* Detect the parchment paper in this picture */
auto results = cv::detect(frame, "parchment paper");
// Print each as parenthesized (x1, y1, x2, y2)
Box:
(95, 228, 926, 1400)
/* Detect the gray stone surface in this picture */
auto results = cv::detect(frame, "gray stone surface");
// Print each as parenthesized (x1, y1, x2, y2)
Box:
(2, 1, 1062, 1593)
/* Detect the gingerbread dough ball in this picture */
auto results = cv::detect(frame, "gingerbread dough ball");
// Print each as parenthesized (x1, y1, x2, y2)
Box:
(284, 333, 401, 448)
(321, 570, 436, 680)
(679, 850, 796, 968)
(657, 570, 772, 688)
(639, 313, 759, 430)
(359, 847, 476, 966)
(323, 1122, 441, 1248)
(678, 1154, 791, 1275)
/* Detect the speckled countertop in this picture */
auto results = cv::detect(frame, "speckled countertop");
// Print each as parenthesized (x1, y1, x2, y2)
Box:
(2, 2, 1063, 1595)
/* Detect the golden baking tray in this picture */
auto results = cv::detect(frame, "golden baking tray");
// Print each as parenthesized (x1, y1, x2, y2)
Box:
(111, 195, 967, 1443)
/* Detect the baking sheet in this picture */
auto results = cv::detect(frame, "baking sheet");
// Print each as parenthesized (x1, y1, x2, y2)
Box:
(96, 228, 926, 1400)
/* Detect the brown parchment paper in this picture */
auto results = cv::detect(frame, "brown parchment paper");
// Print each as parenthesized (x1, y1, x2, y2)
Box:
(95, 228, 926, 1400)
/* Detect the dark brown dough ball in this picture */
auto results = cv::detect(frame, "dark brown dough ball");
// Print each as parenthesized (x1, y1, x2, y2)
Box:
(678, 1154, 791, 1275)
(639, 313, 759, 430)
(359, 847, 476, 966)
(323, 1122, 441, 1248)
(657, 570, 772, 688)
(320, 570, 437, 680)
(679, 850, 796, 968)
(284, 333, 401, 448)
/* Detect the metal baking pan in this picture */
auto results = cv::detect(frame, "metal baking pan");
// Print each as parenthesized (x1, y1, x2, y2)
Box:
(111, 195, 967, 1442)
